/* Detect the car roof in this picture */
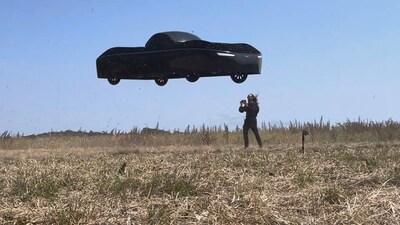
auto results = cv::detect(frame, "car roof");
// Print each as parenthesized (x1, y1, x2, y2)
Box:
(145, 31, 201, 49)
(160, 31, 201, 42)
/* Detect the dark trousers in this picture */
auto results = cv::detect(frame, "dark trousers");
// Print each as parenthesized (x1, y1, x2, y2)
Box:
(243, 119, 262, 148)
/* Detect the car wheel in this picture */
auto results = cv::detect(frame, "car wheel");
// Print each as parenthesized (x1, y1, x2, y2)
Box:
(231, 74, 248, 83)
(186, 74, 199, 83)
(108, 77, 120, 85)
(155, 77, 168, 86)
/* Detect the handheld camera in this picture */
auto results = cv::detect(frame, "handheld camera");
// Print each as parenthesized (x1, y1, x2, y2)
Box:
(240, 99, 247, 107)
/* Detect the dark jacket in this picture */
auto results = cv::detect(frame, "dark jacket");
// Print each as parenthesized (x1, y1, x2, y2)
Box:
(239, 102, 259, 121)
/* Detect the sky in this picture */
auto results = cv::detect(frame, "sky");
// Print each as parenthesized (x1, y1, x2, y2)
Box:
(0, 0, 399, 134)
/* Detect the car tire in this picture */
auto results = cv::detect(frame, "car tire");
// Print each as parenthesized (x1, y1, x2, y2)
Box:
(186, 74, 199, 83)
(108, 77, 120, 85)
(155, 77, 168, 86)
(231, 74, 248, 83)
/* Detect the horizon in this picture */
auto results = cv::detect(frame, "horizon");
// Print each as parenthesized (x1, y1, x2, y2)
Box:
(1, 1, 399, 134)
(3, 117, 398, 136)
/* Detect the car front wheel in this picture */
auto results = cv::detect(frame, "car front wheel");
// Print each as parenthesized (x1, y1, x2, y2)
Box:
(108, 77, 120, 85)
(186, 74, 199, 83)
(155, 77, 168, 86)
(231, 74, 248, 83)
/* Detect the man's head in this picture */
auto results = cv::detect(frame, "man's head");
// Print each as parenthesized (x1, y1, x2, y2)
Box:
(247, 94, 258, 103)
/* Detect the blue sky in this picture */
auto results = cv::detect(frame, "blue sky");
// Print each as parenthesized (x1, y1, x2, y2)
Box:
(0, 0, 399, 134)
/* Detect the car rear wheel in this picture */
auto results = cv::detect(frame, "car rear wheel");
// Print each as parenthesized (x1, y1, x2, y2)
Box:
(231, 74, 248, 83)
(155, 77, 168, 86)
(186, 74, 199, 83)
(108, 77, 120, 85)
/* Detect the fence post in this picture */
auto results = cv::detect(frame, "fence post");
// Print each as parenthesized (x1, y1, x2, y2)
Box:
(301, 130, 309, 154)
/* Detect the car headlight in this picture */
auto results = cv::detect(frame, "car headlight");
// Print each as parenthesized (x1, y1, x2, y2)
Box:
(217, 52, 235, 57)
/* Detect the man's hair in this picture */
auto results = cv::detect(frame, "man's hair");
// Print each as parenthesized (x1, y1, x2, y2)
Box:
(247, 94, 258, 104)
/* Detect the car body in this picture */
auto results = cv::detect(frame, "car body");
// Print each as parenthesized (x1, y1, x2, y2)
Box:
(96, 31, 262, 86)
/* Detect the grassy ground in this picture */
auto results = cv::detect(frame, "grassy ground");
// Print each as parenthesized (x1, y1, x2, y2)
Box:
(1, 142, 400, 224)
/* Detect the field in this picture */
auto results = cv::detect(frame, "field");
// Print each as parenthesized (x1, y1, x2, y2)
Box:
(1, 120, 400, 224)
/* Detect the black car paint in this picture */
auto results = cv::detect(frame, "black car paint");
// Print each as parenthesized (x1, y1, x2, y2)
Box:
(96, 31, 262, 84)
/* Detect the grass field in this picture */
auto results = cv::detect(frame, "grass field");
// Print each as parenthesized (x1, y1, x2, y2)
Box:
(1, 120, 400, 224)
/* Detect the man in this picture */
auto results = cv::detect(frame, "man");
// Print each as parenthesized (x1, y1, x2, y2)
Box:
(239, 94, 263, 148)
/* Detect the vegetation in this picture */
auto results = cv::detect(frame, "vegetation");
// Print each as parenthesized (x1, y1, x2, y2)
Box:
(0, 119, 399, 224)
(1, 118, 400, 149)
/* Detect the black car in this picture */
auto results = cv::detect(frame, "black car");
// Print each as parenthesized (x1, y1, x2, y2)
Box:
(96, 31, 262, 86)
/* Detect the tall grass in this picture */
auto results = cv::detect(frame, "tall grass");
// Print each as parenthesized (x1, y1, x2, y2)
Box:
(1, 118, 400, 149)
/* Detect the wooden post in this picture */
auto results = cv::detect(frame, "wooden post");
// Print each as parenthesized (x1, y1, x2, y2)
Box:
(301, 130, 309, 154)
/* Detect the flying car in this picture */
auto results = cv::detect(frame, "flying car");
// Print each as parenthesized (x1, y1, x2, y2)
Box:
(96, 31, 262, 86)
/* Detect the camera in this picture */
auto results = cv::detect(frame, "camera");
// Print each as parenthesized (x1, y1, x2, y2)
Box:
(240, 99, 247, 106)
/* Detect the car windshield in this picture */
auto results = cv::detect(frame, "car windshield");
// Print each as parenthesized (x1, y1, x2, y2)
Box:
(163, 32, 201, 43)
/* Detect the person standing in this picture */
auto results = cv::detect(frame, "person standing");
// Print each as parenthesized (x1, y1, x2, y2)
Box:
(239, 94, 263, 148)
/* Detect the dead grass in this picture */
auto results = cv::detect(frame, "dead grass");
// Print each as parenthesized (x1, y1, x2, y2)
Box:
(2, 119, 400, 150)
(0, 141, 399, 224)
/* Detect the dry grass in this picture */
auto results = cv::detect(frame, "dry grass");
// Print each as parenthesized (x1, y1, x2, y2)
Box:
(2, 119, 400, 150)
(1, 141, 400, 224)
(1, 119, 399, 224)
